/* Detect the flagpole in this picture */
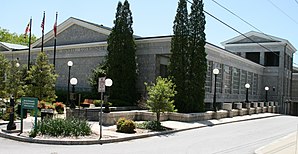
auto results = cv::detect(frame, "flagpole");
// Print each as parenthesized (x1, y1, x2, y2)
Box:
(41, 11, 45, 52)
(27, 17, 32, 71)
(53, 12, 58, 68)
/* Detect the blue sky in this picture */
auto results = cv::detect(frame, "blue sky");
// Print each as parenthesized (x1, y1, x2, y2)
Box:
(1, 0, 298, 65)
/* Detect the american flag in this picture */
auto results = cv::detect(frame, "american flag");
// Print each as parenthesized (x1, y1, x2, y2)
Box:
(41, 11, 45, 32)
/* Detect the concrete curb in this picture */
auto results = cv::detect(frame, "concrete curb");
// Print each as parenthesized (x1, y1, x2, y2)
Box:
(0, 114, 281, 145)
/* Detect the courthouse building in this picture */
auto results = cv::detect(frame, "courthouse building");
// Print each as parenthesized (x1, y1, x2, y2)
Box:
(0, 17, 296, 109)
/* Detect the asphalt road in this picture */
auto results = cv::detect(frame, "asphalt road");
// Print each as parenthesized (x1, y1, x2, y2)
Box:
(1, 115, 298, 154)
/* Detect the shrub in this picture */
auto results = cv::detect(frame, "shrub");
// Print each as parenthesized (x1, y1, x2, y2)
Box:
(93, 100, 103, 107)
(53, 102, 65, 114)
(2, 112, 16, 121)
(116, 118, 136, 133)
(116, 117, 126, 130)
(136, 121, 165, 131)
(30, 117, 91, 137)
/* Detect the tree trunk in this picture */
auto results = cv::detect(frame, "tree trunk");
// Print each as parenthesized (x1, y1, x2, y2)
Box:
(157, 112, 160, 123)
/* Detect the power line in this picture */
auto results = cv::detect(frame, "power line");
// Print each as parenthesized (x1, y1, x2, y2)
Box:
(295, 0, 298, 5)
(267, 0, 298, 25)
(185, 0, 280, 57)
(211, 0, 275, 41)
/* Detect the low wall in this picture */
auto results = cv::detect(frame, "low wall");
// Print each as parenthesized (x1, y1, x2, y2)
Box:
(67, 103, 278, 125)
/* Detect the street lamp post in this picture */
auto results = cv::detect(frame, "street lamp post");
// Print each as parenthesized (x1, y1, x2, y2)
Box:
(265, 86, 269, 102)
(245, 83, 250, 103)
(70, 77, 77, 109)
(7, 62, 19, 130)
(99, 78, 113, 139)
(67, 61, 73, 107)
(213, 68, 219, 112)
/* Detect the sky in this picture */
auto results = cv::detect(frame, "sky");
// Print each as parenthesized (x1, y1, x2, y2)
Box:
(1, 0, 298, 65)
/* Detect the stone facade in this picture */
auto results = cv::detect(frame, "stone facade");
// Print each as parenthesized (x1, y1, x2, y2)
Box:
(0, 17, 296, 109)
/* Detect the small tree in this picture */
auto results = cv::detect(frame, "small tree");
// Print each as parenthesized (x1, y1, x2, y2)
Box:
(25, 52, 58, 102)
(0, 53, 9, 98)
(88, 63, 107, 93)
(145, 76, 177, 122)
(6, 60, 25, 99)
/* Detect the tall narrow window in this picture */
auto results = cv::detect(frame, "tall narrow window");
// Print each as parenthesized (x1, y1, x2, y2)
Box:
(205, 61, 213, 93)
(240, 70, 247, 94)
(224, 65, 232, 94)
(232, 67, 240, 94)
(214, 62, 223, 93)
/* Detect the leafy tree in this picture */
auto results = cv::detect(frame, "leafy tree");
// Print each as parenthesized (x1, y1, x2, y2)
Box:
(188, 0, 207, 112)
(107, 0, 137, 105)
(6, 60, 25, 99)
(88, 62, 107, 93)
(0, 53, 9, 98)
(169, 0, 189, 112)
(145, 76, 177, 122)
(25, 52, 58, 102)
(0, 27, 37, 45)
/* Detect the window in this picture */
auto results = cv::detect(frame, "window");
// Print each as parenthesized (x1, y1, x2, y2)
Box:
(232, 67, 240, 94)
(205, 61, 213, 93)
(160, 64, 168, 78)
(253, 74, 258, 95)
(214, 62, 223, 93)
(246, 52, 260, 64)
(265, 52, 279, 66)
(224, 65, 232, 94)
(247, 72, 253, 94)
(240, 70, 247, 94)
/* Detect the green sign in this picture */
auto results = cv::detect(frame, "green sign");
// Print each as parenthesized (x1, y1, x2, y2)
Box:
(22, 97, 38, 109)
(20, 97, 38, 133)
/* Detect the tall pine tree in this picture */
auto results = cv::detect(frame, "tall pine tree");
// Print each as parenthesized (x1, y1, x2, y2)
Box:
(169, 0, 207, 113)
(169, 0, 189, 112)
(188, 0, 207, 112)
(25, 52, 58, 102)
(107, 0, 137, 105)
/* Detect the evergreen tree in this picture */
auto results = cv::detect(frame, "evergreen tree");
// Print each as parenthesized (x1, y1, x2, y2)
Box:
(88, 62, 107, 93)
(25, 52, 58, 102)
(107, 0, 137, 105)
(0, 53, 9, 98)
(188, 0, 207, 112)
(169, 0, 189, 112)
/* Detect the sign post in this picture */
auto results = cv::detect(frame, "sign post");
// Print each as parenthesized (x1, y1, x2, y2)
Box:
(20, 97, 38, 134)
(98, 77, 106, 139)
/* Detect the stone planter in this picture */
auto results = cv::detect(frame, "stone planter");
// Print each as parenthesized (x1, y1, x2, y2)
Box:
(41, 109, 54, 120)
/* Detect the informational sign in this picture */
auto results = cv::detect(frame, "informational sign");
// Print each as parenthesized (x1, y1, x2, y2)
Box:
(22, 97, 38, 109)
(98, 77, 106, 93)
(20, 97, 38, 133)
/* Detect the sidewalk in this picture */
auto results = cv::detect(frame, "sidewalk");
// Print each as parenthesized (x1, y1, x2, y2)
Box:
(0, 113, 280, 145)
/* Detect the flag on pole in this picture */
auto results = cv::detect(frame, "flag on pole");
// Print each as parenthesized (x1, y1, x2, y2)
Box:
(41, 11, 45, 52)
(24, 21, 30, 38)
(53, 12, 58, 37)
(41, 12, 45, 32)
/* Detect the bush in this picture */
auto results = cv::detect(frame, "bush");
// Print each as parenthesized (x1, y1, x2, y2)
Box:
(116, 118, 135, 133)
(2, 112, 16, 121)
(29, 117, 91, 137)
(116, 117, 126, 130)
(93, 100, 103, 107)
(136, 121, 164, 131)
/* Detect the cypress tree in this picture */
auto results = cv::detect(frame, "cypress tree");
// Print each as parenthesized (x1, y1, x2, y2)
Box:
(169, 0, 189, 112)
(107, 0, 137, 105)
(188, 0, 207, 112)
